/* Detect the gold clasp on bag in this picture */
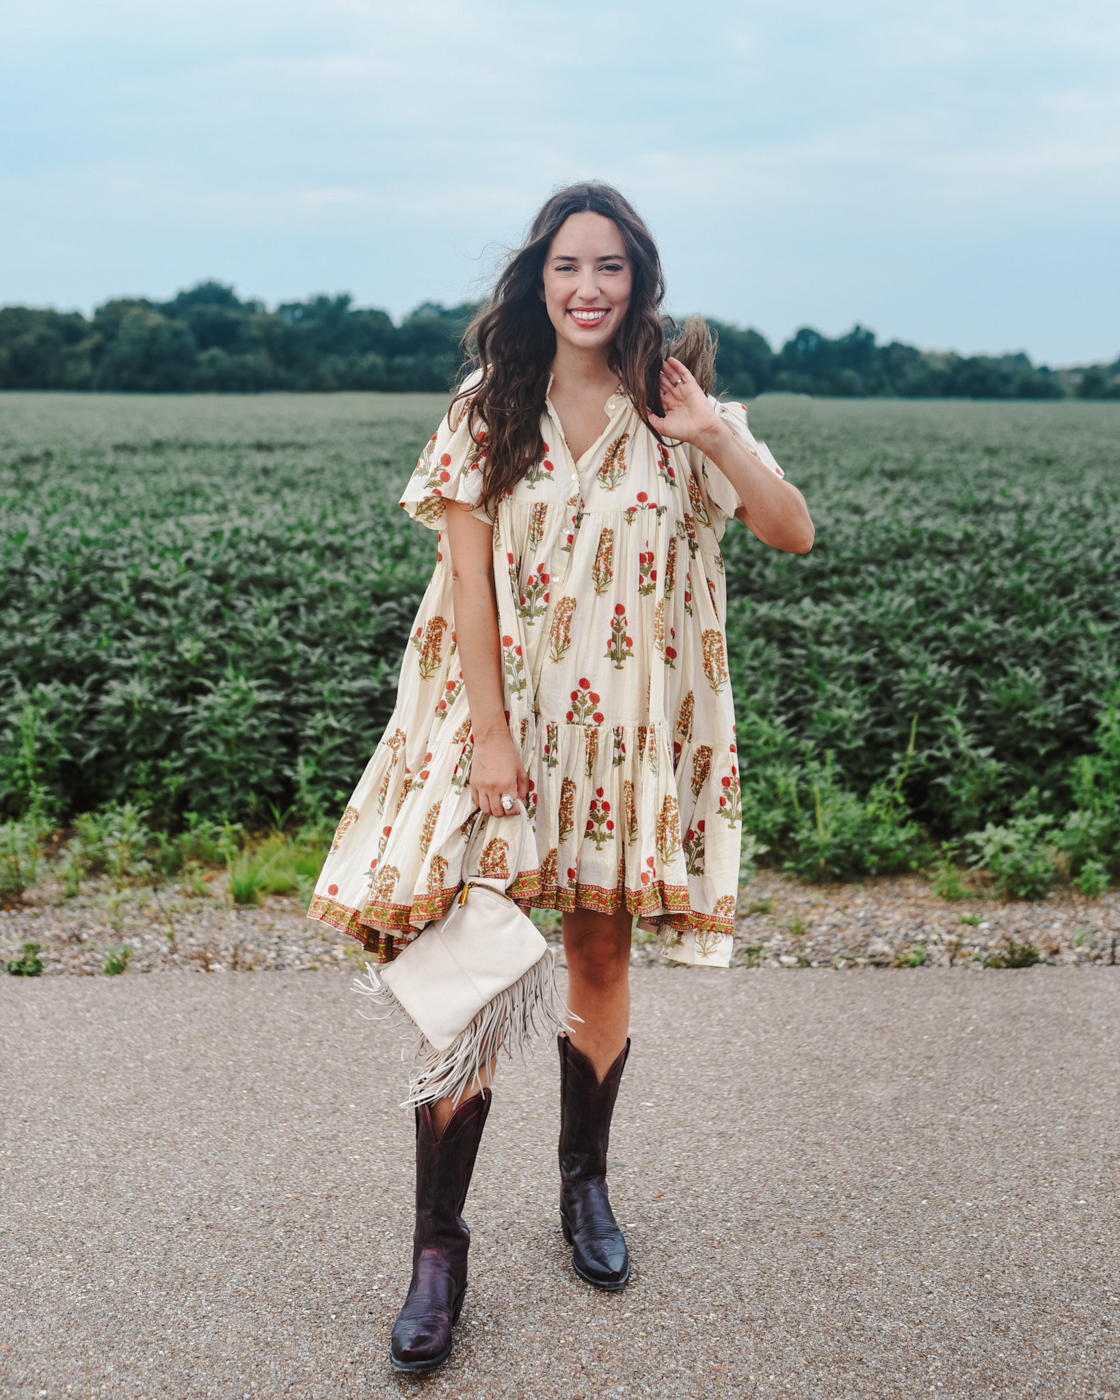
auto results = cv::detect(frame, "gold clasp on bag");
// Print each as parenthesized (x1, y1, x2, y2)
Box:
(457, 879, 514, 908)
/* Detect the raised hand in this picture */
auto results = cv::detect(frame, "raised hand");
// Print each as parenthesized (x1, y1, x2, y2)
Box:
(646, 356, 720, 447)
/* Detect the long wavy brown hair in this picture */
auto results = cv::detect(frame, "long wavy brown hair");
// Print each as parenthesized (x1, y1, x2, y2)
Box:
(452, 182, 715, 516)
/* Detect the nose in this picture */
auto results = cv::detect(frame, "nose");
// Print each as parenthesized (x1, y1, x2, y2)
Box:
(576, 266, 601, 302)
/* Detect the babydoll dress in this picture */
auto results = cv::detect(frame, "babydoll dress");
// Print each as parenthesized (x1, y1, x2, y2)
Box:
(308, 378, 786, 968)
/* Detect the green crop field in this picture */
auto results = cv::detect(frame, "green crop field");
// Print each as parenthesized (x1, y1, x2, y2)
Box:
(2, 391, 1118, 893)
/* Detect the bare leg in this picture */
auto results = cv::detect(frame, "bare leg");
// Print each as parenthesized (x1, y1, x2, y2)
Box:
(431, 1059, 497, 1138)
(562, 906, 632, 1082)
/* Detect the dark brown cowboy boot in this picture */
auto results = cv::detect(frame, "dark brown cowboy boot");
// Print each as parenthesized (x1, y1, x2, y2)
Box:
(557, 1034, 631, 1291)
(389, 1089, 491, 1372)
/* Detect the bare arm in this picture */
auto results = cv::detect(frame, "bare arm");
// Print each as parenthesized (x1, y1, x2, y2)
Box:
(443, 501, 528, 818)
(648, 356, 815, 554)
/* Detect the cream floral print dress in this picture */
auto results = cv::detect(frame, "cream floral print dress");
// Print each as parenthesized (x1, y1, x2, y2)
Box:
(309, 378, 786, 968)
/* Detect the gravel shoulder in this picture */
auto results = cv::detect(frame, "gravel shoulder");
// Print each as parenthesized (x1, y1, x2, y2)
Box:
(3, 868, 1116, 978)
(2, 967, 1118, 1400)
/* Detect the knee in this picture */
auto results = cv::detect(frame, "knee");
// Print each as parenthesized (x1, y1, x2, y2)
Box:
(564, 914, 631, 981)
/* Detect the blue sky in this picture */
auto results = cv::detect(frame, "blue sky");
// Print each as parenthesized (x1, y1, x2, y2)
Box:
(2, 0, 1117, 363)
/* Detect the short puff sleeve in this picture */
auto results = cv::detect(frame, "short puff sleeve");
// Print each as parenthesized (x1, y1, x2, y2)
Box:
(399, 382, 493, 531)
(688, 397, 786, 533)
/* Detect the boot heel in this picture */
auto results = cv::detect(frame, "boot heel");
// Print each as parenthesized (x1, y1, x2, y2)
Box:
(452, 1282, 468, 1324)
(560, 1209, 573, 1245)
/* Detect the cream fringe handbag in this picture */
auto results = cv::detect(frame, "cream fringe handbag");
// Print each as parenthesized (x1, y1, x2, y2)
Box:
(353, 808, 572, 1108)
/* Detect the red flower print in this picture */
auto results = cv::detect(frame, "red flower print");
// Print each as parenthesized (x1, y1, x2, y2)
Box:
(328, 883, 338, 895)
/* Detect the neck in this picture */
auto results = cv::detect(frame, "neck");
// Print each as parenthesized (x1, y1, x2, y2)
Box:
(550, 337, 617, 395)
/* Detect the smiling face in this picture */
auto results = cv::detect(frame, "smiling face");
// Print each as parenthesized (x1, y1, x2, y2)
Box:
(541, 211, 632, 354)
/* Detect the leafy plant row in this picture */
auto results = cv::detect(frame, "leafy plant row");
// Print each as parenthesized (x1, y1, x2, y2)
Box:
(1, 393, 1118, 895)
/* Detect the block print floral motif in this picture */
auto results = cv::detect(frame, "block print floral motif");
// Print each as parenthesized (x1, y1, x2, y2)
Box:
(656, 795, 682, 861)
(637, 550, 657, 596)
(636, 725, 649, 762)
(377, 767, 394, 814)
(584, 726, 598, 780)
(584, 787, 615, 849)
(605, 604, 634, 670)
(701, 628, 729, 693)
(560, 507, 583, 554)
(369, 864, 400, 903)
(676, 691, 694, 743)
(502, 633, 527, 697)
(712, 894, 736, 922)
(707, 577, 718, 609)
(543, 721, 560, 770)
(459, 811, 481, 842)
(372, 823, 393, 864)
(591, 528, 614, 595)
(394, 771, 412, 814)
(420, 447, 454, 492)
(558, 777, 577, 842)
(623, 493, 663, 527)
(450, 737, 474, 794)
(506, 550, 520, 597)
(611, 727, 626, 768)
(683, 577, 693, 618)
(716, 768, 742, 826)
(411, 616, 447, 681)
(330, 804, 359, 853)
(516, 565, 550, 624)
(411, 495, 444, 527)
(663, 537, 677, 599)
(465, 431, 489, 476)
(519, 716, 530, 746)
(524, 776, 538, 821)
(419, 801, 441, 857)
(638, 853, 658, 890)
(434, 675, 462, 724)
(548, 597, 576, 663)
(693, 925, 723, 960)
(684, 821, 706, 876)
(691, 746, 713, 799)
(653, 599, 677, 668)
(523, 453, 555, 488)
(478, 838, 510, 880)
(687, 469, 712, 527)
(623, 780, 637, 841)
(566, 679, 604, 725)
(596, 432, 629, 490)
(683, 513, 699, 559)
(528, 502, 549, 550)
(656, 442, 677, 487)
(541, 847, 558, 890)
(452, 716, 472, 745)
(407, 752, 434, 801)
(426, 854, 449, 896)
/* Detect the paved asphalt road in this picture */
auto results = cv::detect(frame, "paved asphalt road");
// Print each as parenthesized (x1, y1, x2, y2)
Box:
(2, 966, 1118, 1400)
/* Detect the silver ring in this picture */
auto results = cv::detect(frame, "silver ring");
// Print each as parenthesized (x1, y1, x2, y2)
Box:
(674, 377, 683, 385)
(500, 794, 515, 812)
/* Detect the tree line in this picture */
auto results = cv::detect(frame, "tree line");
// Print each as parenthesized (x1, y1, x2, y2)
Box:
(1, 280, 1116, 399)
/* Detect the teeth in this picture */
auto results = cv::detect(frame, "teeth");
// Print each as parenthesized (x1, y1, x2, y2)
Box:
(571, 310, 606, 321)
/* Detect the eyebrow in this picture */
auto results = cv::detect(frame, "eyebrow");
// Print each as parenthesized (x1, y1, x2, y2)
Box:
(549, 251, 628, 262)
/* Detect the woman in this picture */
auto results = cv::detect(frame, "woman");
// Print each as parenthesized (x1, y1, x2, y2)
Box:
(309, 182, 814, 1371)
